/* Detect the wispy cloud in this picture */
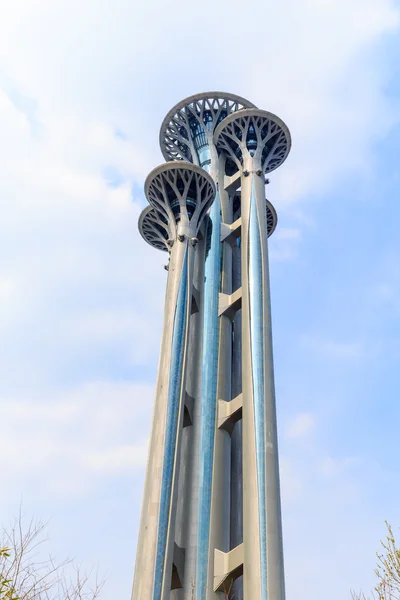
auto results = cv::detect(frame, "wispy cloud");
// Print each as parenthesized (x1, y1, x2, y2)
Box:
(285, 412, 316, 440)
(0, 382, 153, 496)
(318, 455, 362, 478)
(270, 227, 303, 262)
(301, 335, 366, 359)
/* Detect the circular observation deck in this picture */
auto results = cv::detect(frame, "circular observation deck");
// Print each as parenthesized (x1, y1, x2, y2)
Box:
(213, 109, 291, 174)
(138, 205, 170, 252)
(266, 200, 278, 236)
(145, 162, 216, 241)
(159, 92, 256, 169)
(233, 193, 278, 237)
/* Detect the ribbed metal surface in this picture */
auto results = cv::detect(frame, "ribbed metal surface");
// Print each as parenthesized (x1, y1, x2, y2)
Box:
(153, 247, 189, 600)
(196, 190, 221, 600)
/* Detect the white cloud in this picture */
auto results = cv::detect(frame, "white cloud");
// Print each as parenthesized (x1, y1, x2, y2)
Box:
(275, 228, 302, 241)
(0, 94, 166, 387)
(0, 382, 153, 495)
(286, 412, 316, 439)
(84, 444, 149, 473)
(301, 335, 366, 359)
(318, 455, 362, 478)
(280, 457, 304, 505)
(270, 227, 302, 261)
(0, 0, 396, 389)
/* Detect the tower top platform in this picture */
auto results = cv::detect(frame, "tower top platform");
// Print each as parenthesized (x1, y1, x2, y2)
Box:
(159, 92, 256, 168)
(266, 200, 278, 237)
(138, 205, 169, 252)
(144, 161, 215, 242)
(214, 108, 291, 174)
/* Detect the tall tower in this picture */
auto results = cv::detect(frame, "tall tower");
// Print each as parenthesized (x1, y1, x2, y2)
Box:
(133, 94, 291, 600)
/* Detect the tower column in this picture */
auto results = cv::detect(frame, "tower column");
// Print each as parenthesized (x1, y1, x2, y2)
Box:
(240, 167, 284, 600)
(197, 190, 223, 600)
(134, 163, 216, 600)
(214, 109, 291, 600)
(132, 234, 190, 600)
(231, 188, 244, 600)
(204, 158, 234, 600)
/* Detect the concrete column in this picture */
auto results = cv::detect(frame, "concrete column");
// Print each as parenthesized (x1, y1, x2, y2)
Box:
(132, 239, 192, 600)
(205, 163, 233, 600)
(231, 210, 243, 600)
(196, 192, 223, 600)
(175, 235, 206, 600)
(160, 242, 197, 600)
(240, 165, 285, 600)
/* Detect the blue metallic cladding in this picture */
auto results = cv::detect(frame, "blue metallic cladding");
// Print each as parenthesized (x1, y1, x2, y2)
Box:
(191, 120, 213, 169)
(248, 178, 268, 599)
(196, 178, 221, 599)
(153, 247, 189, 600)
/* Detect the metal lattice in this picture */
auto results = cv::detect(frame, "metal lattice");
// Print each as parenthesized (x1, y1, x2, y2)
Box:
(160, 92, 256, 165)
(214, 109, 291, 173)
(138, 205, 170, 252)
(145, 162, 215, 241)
(266, 200, 278, 237)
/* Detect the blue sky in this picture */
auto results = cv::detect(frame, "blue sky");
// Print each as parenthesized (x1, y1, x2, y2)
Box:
(0, 1, 400, 598)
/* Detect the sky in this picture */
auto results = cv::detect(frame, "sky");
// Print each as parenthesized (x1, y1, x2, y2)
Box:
(0, 0, 400, 598)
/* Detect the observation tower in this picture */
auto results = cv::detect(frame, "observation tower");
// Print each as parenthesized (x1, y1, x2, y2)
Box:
(133, 94, 291, 600)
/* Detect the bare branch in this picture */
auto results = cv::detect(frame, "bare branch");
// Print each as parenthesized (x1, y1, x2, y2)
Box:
(353, 523, 400, 600)
(0, 512, 105, 600)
